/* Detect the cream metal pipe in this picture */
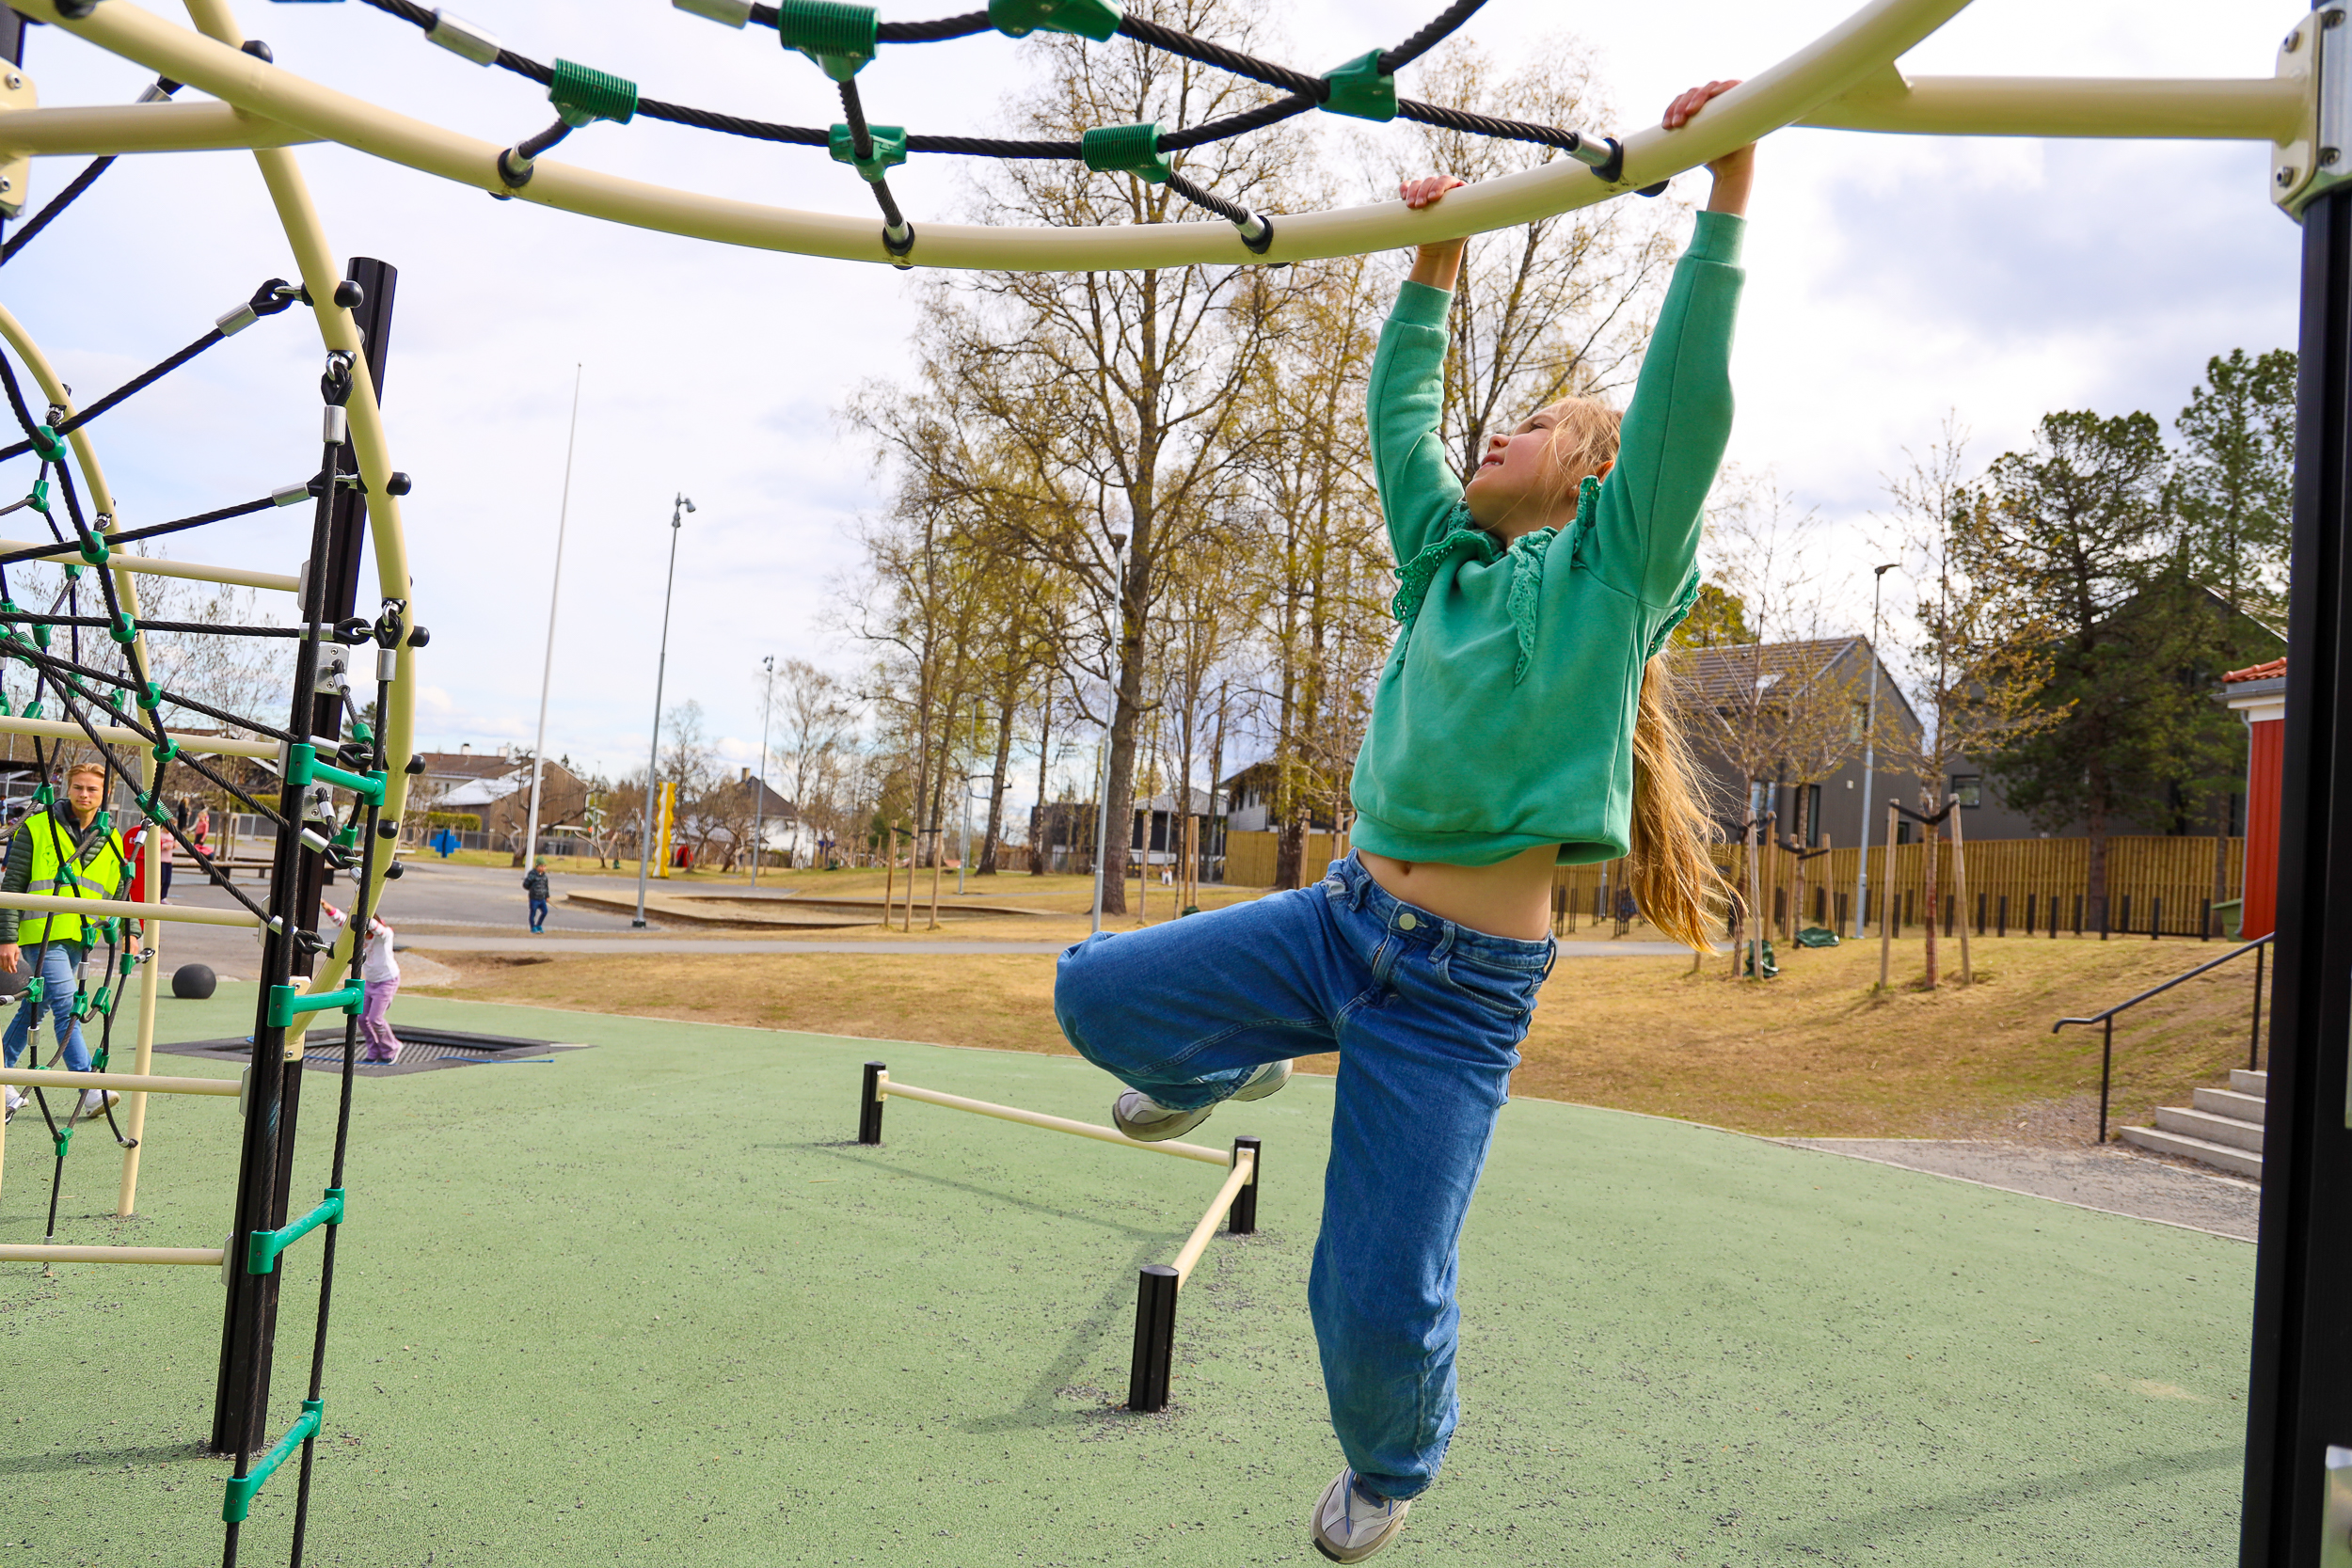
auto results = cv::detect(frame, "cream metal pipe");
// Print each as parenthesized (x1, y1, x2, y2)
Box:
(119, 752, 163, 1215)
(0, 100, 314, 155)
(0, 1243, 225, 1265)
(1169, 1148, 1255, 1289)
(24, 0, 1980, 271)
(173, 0, 419, 1046)
(0, 1064, 240, 1096)
(878, 1077, 1230, 1165)
(0, 889, 260, 927)
(0, 713, 278, 759)
(0, 539, 299, 594)
(1800, 74, 2303, 141)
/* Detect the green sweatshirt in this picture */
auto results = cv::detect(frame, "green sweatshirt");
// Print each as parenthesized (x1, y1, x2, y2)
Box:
(1350, 210, 1746, 867)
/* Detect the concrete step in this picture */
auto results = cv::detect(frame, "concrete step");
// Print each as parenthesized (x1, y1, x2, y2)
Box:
(2120, 1124, 2264, 1180)
(2156, 1105, 2265, 1152)
(2232, 1069, 2269, 1099)
(2193, 1085, 2267, 1124)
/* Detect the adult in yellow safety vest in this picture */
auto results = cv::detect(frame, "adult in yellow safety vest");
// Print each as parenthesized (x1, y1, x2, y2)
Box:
(0, 763, 129, 1125)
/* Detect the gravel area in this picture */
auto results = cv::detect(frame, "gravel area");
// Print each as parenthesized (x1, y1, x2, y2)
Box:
(1779, 1137, 2259, 1240)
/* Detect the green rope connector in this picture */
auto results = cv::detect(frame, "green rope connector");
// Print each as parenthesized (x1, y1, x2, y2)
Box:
(89, 984, 112, 1016)
(246, 1188, 346, 1275)
(118, 951, 136, 978)
(775, 0, 876, 81)
(283, 743, 387, 805)
(25, 423, 67, 466)
(221, 1400, 322, 1524)
(24, 975, 41, 1007)
(77, 532, 108, 567)
(136, 681, 163, 710)
(30, 620, 48, 650)
(108, 612, 137, 645)
(987, 0, 1120, 41)
(548, 57, 638, 127)
(349, 718, 374, 745)
(265, 981, 366, 1028)
(25, 477, 48, 515)
(53, 1125, 70, 1159)
(332, 825, 358, 851)
(1320, 50, 1396, 122)
(72, 987, 92, 1022)
(827, 122, 906, 183)
(1082, 121, 1171, 183)
(151, 738, 178, 765)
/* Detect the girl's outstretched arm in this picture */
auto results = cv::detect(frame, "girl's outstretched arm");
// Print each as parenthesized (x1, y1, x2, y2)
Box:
(1369, 174, 1473, 562)
(1663, 79, 1755, 215)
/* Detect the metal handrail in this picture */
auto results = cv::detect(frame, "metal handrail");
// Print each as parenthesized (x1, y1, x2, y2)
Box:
(2053, 932, 2274, 1143)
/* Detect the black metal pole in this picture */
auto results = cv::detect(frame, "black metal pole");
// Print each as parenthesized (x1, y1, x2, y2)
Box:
(2097, 1018, 2112, 1146)
(213, 259, 395, 1463)
(2250, 942, 2266, 1074)
(1127, 1264, 1177, 1413)
(858, 1060, 886, 1144)
(2241, 164, 2352, 1568)
(1229, 1136, 1260, 1235)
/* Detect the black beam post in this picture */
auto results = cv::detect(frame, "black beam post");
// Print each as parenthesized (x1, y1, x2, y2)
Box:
(1127, 1264, 1177, 1413)
(1230, 1136, 1260, 1234)
(2241, 164, 2352, 1567)
(858, 1060, 886, 1144)
(213, 259, 396, 1461)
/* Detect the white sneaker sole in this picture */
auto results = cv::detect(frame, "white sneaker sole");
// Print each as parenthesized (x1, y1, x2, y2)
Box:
(1310, 1471, 1409, 1563)
(1232, 1058, 1292, 1101)
(1112, 1093, 1213, 1143)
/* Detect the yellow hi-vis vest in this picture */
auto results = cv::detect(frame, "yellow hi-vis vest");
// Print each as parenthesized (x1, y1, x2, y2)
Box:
(17, 807, 128, 948)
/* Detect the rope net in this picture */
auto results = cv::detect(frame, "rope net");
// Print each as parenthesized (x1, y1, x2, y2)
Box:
(338, 0, 1661, 266)
(0, 98, 419, 1568)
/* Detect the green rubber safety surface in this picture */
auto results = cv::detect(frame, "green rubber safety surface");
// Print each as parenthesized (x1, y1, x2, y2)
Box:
(2, 984, 2250, 1565)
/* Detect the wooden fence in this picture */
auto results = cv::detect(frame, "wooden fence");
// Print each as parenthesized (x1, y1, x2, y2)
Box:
(1227, 829, 2245, 942)
(1223, 830, 1349, 888)
(1713, 835, 2246, 940)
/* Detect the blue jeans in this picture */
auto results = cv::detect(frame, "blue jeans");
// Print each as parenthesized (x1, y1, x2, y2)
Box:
(1055, 853, 1551, 1499)
(2, 941, 89, 1073)
(528, 896, 548, 932)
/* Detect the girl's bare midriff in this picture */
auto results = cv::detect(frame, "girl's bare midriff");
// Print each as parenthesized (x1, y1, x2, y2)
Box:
(1359, 844, 1560, 942)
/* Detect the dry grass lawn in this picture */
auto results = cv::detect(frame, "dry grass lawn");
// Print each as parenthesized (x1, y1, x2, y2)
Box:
(413, 930, 2268, 1141)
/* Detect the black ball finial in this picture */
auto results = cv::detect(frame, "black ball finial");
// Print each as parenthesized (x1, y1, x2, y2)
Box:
(333, 279, 365, 309)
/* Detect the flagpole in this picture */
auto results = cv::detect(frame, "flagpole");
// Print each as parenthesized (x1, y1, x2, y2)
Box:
(520, 365, 583, 879)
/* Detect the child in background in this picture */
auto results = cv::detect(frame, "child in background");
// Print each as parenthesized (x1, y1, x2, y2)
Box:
(321, 901, 402, 1064)
(1054, 81, 1755, 1562)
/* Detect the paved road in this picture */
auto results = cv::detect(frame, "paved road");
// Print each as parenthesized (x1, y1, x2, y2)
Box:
(137, 859, 1697, 980)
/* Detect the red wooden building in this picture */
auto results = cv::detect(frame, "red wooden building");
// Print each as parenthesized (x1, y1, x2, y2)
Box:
(2223, 657, 2287, 939)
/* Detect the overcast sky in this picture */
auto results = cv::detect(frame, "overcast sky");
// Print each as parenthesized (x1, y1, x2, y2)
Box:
(0, 0, 2303, 816)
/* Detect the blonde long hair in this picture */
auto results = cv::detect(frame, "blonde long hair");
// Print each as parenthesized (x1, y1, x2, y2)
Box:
(1526, 395, 1726, 952)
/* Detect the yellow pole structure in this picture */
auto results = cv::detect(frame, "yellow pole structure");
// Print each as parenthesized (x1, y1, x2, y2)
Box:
(119, 755, 163, 1214)
(1880, 801, 1899, 990)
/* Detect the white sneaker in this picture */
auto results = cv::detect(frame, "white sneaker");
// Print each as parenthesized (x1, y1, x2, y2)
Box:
(77, 1087, 119, 1119)
(1311, 1468, 1410, 1562)
(1232, 1058, 1293, 1101)
(1112, 1091, 1213, 1143)
(3, 1085, 23, 1124)
(1113, 1060, 1290, 1142)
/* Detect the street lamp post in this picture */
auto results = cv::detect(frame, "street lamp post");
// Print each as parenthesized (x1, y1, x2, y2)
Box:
(520, 365, 581, 888)
(1851, 562, 1899, 939)
(752, 654, 774, 888)
(632, 492, 693, 929)
(1089, 532, 1128, 935)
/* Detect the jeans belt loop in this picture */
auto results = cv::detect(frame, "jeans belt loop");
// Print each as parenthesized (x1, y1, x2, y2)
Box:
(1432, 922, 1456, 958)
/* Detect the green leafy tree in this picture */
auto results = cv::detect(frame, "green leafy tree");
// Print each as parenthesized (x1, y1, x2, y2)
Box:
(1969, 410, 2272, 914)
(2174, 348, 2294, 626)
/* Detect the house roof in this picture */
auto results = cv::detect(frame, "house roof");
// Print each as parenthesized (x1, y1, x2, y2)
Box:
(1675, 638, 1861, 705)
(2225, 657, 2287, 684)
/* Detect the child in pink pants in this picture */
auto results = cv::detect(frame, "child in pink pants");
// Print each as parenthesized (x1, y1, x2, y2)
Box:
(321, 903, 401, 1063)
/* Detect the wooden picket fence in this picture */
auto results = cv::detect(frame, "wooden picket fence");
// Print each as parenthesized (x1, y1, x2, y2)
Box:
(1713, 835, 2246, 940)
(1223, 829, 1349, 888)
(1225, 829, 2244, 940)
